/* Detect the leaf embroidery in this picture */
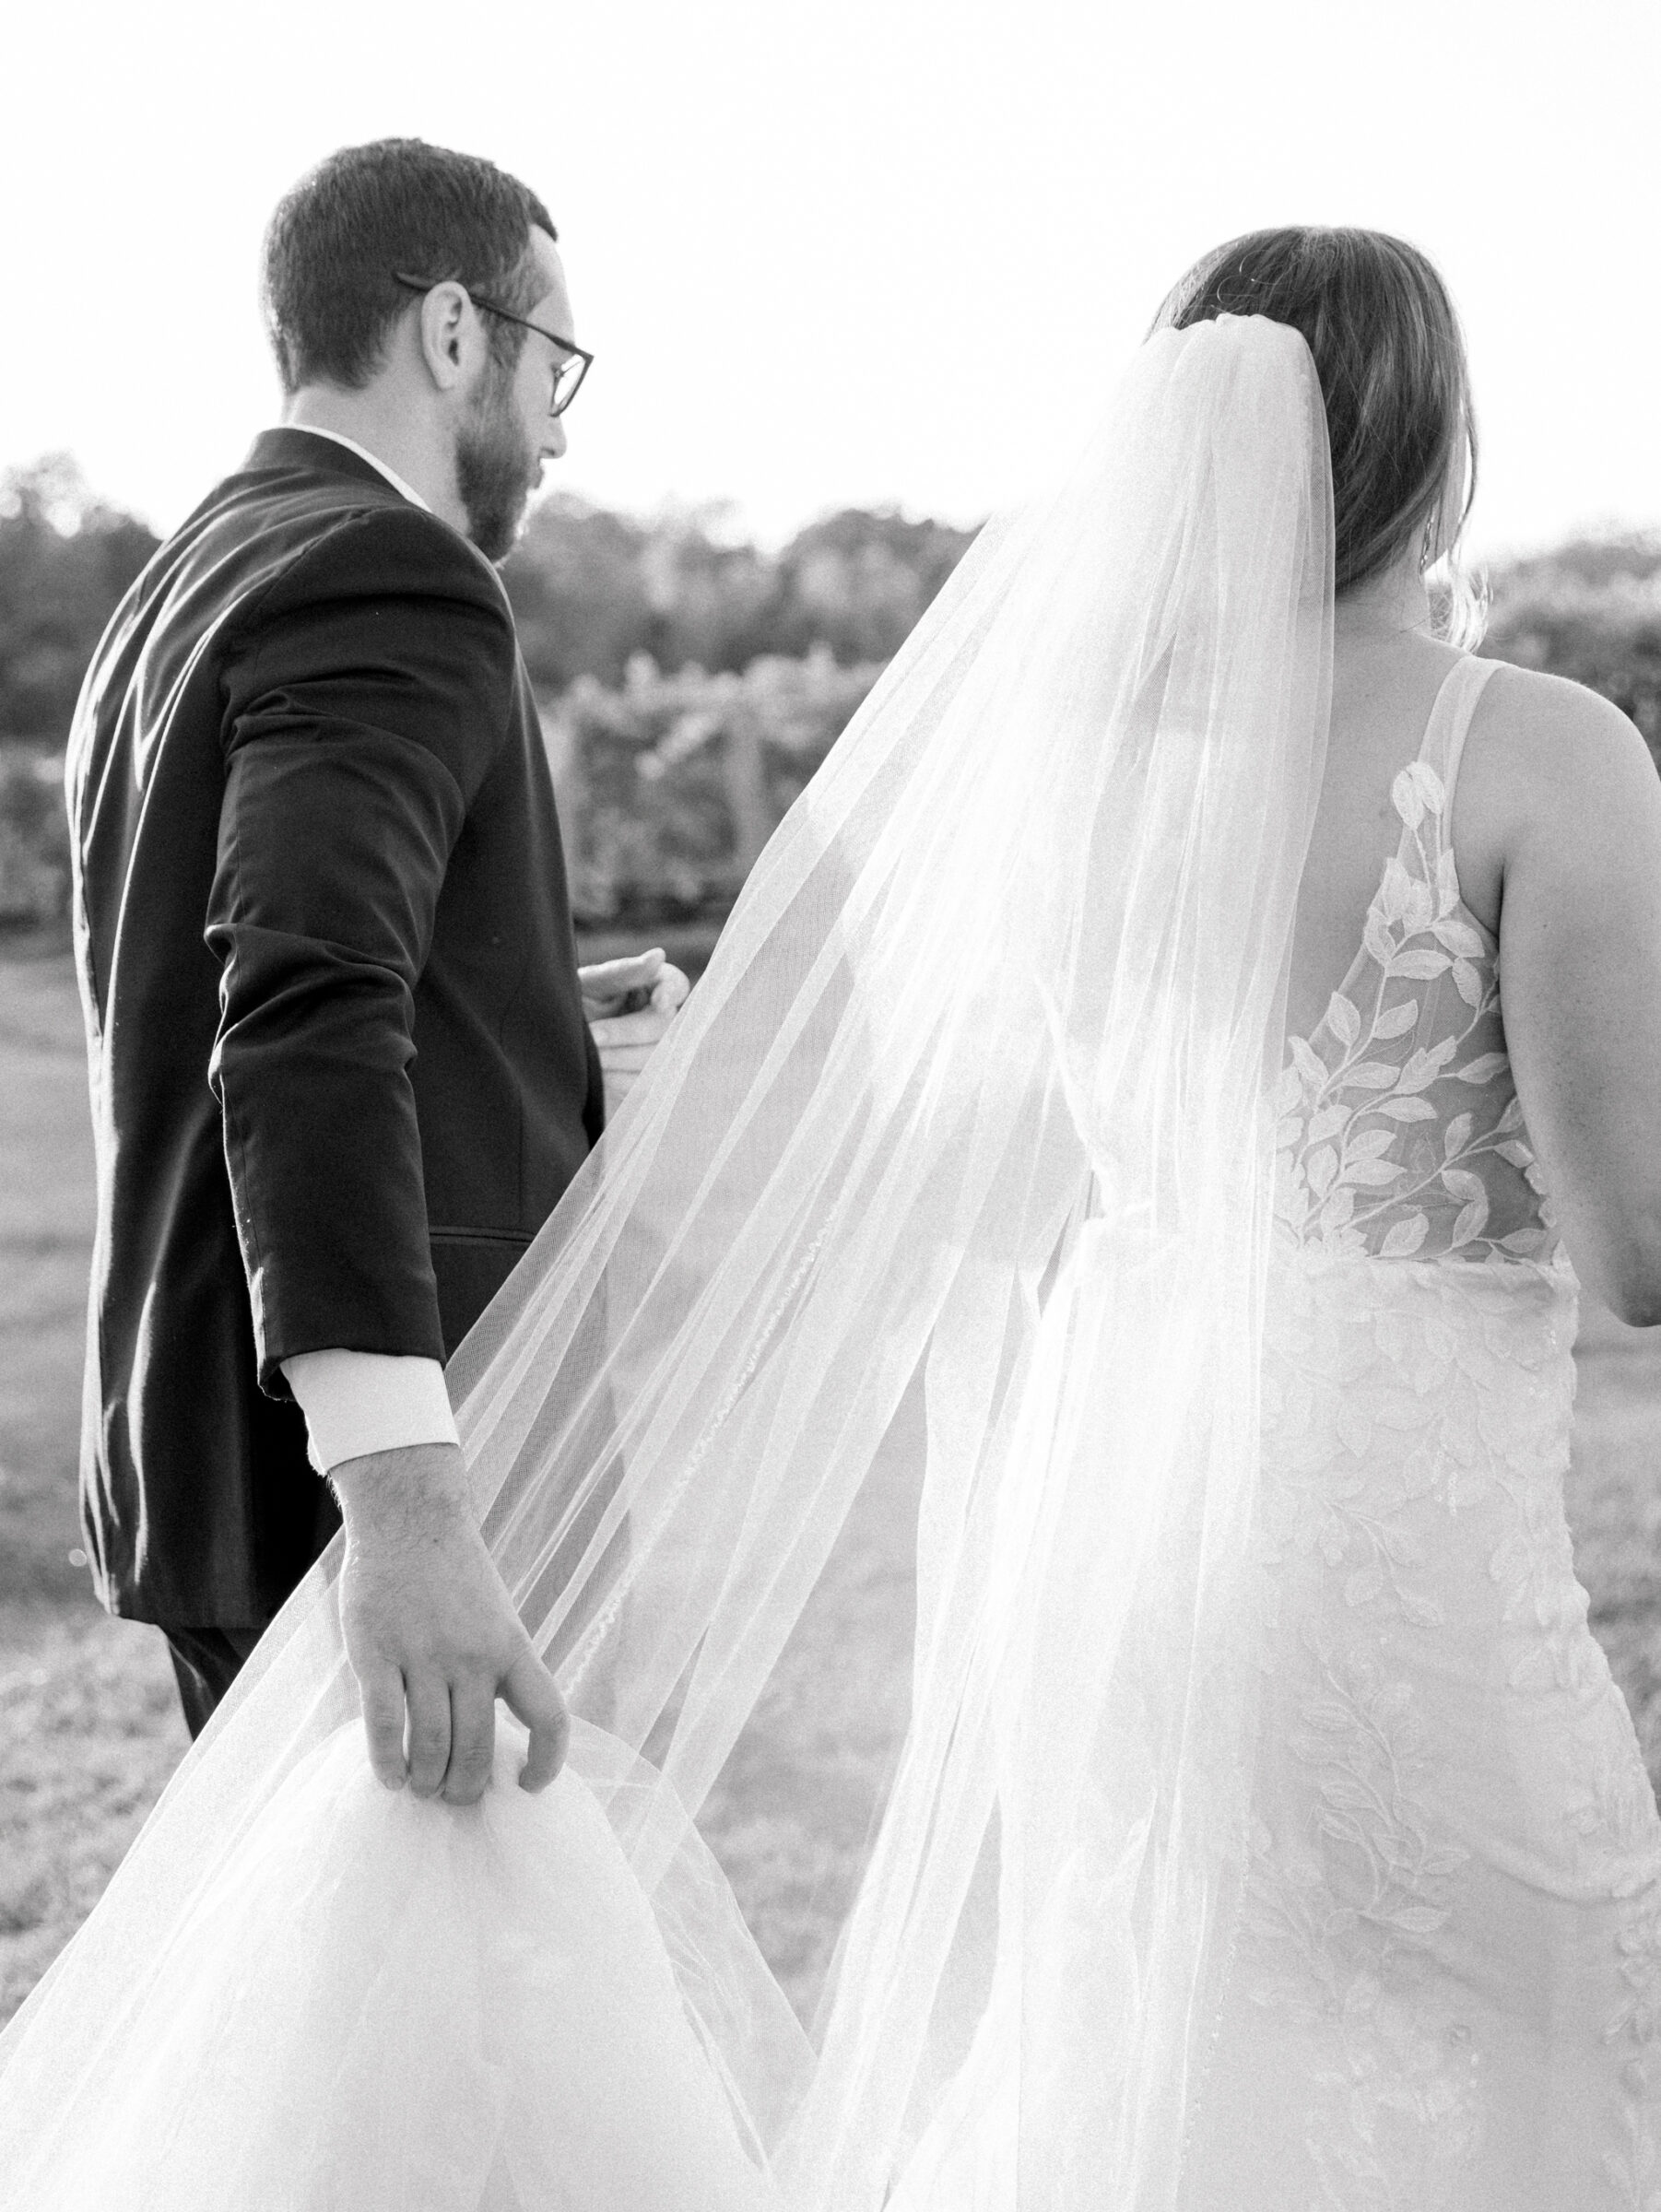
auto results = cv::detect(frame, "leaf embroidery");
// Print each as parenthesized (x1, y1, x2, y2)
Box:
(1290, 1034, 1325, 1091)
(1498, 1227, 1545, 1254)
(1391, 948, 1452, 981)
(1379, 856, 1415, 923)
(1435, 845, 1461, 915)
(1380, 1213, 1430, 1258)
(1402, 878, 1435, 935)
(1433, 915, 1488, 958)
(1320, 1186, 1357, 1231)
(1443, 1112, 1474, 1162)
(1276, 699, 1558, 1265)
(1404, 759, 1444, 812)
(1391, 766, 1426, 830)
(1454, 1053, 1509, 1086)
(1378, 1095, 1438, 1123)
(1372, 999, 1420, 1041)
(1397, 1039, 1459, 1095)
(1451, 959, 1484, 1008)
(1452, 1198, 1489, 1248)
(1345, 1159, 1406, 1189)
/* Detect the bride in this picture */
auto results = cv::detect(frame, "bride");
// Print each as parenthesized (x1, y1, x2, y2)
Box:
(5, 226, 1661, 2210)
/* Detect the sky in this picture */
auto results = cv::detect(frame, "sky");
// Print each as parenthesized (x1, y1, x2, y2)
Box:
(3, 0, 1657, 559)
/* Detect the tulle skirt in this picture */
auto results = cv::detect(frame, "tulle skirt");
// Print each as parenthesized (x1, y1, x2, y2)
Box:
(23, 1724, 773, 2212)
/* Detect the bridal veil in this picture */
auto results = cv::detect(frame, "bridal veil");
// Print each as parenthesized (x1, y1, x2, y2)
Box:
(0, 313, 1334, 2209)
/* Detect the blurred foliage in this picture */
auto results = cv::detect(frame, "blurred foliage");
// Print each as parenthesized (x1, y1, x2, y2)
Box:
(502, 497, 976, 689)
(0, 457, 159, 746)
(0, 455, 973, 929)
(1480, 534, 1661, 764)
(13, 441, 1661, 934)
(548, 650, 882, 924)
(0, 747, 70, 927)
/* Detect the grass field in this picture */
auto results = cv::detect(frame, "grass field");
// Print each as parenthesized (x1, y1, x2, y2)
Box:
(6, 942, 1661, 2031)
(0, 942, 191, 2023)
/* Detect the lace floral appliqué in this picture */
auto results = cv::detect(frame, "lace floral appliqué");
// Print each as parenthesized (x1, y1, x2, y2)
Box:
(1276, 758, 1557, 1265)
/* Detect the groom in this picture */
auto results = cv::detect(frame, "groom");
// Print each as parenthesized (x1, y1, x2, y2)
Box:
(68, 139, 680, 1803)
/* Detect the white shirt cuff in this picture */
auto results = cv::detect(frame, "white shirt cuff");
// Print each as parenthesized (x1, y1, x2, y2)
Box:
(281, 1349, 459, 1474)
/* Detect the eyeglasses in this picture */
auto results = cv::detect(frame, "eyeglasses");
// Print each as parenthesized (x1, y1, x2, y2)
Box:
(392, 273, 594, 417)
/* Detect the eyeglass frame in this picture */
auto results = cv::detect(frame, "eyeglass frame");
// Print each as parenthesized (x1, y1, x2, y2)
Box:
(391, 272, 594, 417)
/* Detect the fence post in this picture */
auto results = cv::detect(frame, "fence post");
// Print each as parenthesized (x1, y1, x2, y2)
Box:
(722, 704, 772, 877)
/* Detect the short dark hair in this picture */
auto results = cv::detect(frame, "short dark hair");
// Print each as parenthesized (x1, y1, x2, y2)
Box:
(262, 137, 558, 395)
(1155, 227, 1477, 596)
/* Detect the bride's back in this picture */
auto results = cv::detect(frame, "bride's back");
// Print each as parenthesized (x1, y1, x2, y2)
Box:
(1275, 622, 1546, 1266)
(1165, 224, 1661, 1318)
(1158, 233, 1661, 2211)
(1288, 619, 1468, 1046)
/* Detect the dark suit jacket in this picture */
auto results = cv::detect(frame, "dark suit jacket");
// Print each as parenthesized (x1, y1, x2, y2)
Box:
(68, 428, 603, 1628)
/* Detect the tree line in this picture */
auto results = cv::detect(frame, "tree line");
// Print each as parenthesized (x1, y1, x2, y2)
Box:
(5, 452, 1661, 931)
(0, 455, 976, 747)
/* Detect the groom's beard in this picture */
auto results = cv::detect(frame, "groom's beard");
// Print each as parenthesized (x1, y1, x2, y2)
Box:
(456, 359, 539, 563)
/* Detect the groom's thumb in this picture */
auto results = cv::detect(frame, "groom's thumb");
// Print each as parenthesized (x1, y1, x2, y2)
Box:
(503, 1645, 570, 1792)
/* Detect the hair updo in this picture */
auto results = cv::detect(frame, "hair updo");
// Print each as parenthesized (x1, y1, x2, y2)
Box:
(1155, 227, 1479, 626)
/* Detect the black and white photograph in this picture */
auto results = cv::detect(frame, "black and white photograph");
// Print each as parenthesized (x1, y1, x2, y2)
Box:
(5, 2, 1661, 2204)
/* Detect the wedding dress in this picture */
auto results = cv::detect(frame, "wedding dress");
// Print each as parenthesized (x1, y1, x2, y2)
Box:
(1179, 653, 1661, 2208)
(3, 319, 1657, 2212)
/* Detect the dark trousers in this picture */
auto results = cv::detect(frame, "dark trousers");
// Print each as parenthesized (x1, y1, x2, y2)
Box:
(163, 1623, 265, 1738)
(160, 1483, 337, 1735)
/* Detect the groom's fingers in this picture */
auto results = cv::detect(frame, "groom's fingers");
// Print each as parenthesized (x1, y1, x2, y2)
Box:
(442, 1679, 497, 1806)
(406, 1676, 453, 1798)
(359, 1663, 408, 1790)
(590, 1010, 673, 1049)
(579, 948, 662, 989)
(578, 948, 665, 1015)
(502, 1646, 570, 1793)
(652, 962, 690, 1013)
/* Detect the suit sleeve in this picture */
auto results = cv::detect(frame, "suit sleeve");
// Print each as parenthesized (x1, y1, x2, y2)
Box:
(206, 507, 518, 1392)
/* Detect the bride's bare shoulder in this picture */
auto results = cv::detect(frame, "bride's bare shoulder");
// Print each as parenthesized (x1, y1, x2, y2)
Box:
(1465, 659, 1647, 788)
(1456, 660, 1656, 904)
(1469, 657, 1643, 758)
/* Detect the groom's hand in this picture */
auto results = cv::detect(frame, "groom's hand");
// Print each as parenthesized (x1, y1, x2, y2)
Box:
(332, 1441, 569, 1804)
(579, 947, 690, 1117)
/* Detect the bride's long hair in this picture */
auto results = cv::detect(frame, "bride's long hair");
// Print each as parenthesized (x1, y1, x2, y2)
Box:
(1155, 226, 1486, 644)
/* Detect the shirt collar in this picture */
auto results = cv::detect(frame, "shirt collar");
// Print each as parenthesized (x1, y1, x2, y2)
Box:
(270, 424, 432, 513)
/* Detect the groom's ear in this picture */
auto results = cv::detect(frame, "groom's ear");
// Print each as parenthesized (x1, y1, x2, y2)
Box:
(414, 282, 477, 393)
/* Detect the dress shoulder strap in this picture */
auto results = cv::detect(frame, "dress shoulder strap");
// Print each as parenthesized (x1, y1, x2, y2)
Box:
(1416, 653, 1501, 806)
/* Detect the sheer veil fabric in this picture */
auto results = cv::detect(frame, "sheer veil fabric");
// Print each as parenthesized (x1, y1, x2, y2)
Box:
(0, 316, 1334, 2209)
